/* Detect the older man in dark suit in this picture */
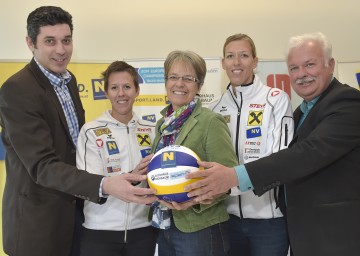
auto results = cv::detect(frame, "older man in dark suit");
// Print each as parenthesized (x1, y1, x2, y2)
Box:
(0, 6, 156, 256)
(186, 32, 360, 256)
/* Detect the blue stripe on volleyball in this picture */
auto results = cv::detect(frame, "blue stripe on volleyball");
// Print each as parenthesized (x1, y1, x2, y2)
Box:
(148, 151, 198, 171)
(157, 192, 191, 203)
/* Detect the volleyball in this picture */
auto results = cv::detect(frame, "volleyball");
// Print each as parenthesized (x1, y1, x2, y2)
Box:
(147, 145, 202, 203)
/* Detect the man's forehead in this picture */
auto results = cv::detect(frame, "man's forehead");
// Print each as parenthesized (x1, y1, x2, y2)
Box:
(38, 24, 71, 36)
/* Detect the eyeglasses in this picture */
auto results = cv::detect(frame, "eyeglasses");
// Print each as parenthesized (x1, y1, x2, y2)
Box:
(166, 75, 199, 83)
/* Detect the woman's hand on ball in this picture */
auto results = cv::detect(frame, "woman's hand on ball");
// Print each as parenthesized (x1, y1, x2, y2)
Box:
(132, 154, 154, 175)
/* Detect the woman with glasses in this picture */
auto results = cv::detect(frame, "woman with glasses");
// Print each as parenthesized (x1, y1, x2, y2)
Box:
(151, 50, 238, 256)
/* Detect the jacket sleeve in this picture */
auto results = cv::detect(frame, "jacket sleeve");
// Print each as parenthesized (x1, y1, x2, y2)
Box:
(0, 74, 104, 204)
(204, 113, 239, 167)
(268, 89, 294, 153)
(193, 112, 239, 212)
(246, 85, 360, 196)
(76, 124, 104, 175)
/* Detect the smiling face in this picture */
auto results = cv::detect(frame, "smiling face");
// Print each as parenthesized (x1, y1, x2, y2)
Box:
(26, 24, 73, 74)
(287, 40, 334, 102)
(105, 71, 139, 124)
(165, 61, 200, 111)
(222, 39, 258, 87)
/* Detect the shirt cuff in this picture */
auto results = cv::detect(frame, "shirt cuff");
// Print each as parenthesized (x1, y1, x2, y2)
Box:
(99, 177, 109, 198)
(234, 165, 254, 192)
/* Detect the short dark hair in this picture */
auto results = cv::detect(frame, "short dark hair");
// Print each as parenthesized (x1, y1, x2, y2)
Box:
(102, 61, 139, 92)
(27, 6, 73, 45)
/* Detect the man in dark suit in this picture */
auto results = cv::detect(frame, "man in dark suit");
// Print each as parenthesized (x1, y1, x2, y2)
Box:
(0, 6, 156, 256)
(186, 32, 360, 256)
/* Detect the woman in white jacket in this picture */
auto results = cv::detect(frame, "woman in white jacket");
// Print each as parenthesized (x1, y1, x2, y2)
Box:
(209, 34, 294, 256)
(76, 61, 158, 256)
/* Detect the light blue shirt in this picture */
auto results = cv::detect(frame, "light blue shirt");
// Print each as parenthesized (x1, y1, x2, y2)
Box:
(297, 96, 320, 130)
(35, 58, 79, 147)
(235, 165, 254, 191)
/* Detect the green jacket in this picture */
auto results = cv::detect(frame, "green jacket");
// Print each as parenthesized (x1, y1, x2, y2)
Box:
(152, 101, 238, 232)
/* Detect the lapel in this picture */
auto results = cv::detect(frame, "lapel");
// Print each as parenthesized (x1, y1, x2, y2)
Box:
(175, 102, 201, 145)
(289, 107, 302, 146)
(290, 78, 338, 146)
(29, 59, 77, 145)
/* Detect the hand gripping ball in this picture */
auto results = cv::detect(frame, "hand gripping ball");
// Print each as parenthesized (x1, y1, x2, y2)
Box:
(147, 145, 202, 203)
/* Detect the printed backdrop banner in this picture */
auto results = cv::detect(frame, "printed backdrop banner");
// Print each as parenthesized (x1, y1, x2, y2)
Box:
(0, 59, 307, 161)
(125, 58, 222, 122)
(256, 60, 303, 111)
(0, 59, 309, 255)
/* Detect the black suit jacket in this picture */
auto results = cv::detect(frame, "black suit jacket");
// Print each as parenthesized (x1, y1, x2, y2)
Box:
(245, 78, 360, 256)
(0, 59, 104, 256)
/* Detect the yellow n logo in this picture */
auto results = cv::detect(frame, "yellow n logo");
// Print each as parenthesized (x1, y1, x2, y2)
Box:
(106, 141, 119, 155)
(161, 151, 176, 168)
(162, 152, 174, 161)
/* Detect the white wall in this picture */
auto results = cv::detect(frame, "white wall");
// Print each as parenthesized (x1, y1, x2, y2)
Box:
(1, 0, 360, 63)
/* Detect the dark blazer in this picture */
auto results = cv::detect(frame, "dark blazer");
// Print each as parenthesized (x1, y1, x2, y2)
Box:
(0, 59, 104, 256)
(245, 78, 360, 256)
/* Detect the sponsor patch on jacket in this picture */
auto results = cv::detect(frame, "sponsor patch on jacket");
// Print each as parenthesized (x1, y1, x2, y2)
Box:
(245, 141, 261, 146)
(137, 127, 152, 132)
(137, 133, 151, 146)
(244, 148, 260, 154)
(106, 141, 120, 155)
(249, 103, 266, 109)
(140, 148, 152, 158)
(220, 106, 228, 112)
(93, 127, 112, 137)
(107, 157, 120, 163)
(246, 127, 262, 138)
(107, 165, 122, 173)
(223, 115, 231, 123)
(142, 114, 157, 123)
(96, 138, 103, 147)
(244, 155, 260, 160)
(107, 134, 115, 140)
(247, 111, 263, 126)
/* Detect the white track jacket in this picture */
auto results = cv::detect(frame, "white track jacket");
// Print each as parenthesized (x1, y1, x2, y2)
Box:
(209, 75, 294, 219)
(76, 110, 155, 231)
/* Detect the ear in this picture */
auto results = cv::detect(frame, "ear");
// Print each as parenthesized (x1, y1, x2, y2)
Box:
(253, 57, 259, 69)
(26, 36, 35, 53)
(135, 87, 140, 97)
(328, 58, 335, 73)
(105, 91, 109, 99)
(221, 58, 225, 70)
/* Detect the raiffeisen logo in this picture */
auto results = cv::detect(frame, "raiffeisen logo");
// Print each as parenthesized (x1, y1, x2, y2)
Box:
(92, 78, 106, 100)
(356, 70, 360, 88)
